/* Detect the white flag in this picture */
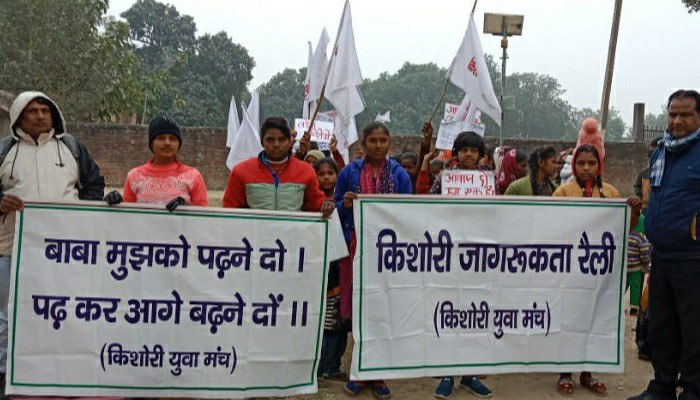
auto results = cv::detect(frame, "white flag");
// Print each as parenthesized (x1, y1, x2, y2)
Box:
(304, 28, 330, 119)
(226, 96, 240, 148)
(246, 89, 261, 133)
(375, 111, 391, 123)
(325, 0, 365, 129)
(303, 41, 313, 120)
(333, 112, 358, 164)
(446, 13, 502, 126)
(453, 93, 481, 124)
(226, 107, 262, 170)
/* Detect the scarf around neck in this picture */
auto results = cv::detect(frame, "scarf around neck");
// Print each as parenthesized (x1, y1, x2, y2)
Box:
(650, 127, 700, 188)
(359, 158, 394, 194)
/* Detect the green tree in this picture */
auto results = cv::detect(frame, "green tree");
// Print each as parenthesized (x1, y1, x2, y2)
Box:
(0, 0, 146, 120)
(184, 32, 255, 125)
(644, 105, 667, 129)
(259, 68, 307, 123)
(363, 62, 464, 134)
(500, 72, 574, 140)
(121, 0, 255, 126)
(570, 107, 628, 141)
(120, 0, 197, 71)
(683, 0, 700, 12)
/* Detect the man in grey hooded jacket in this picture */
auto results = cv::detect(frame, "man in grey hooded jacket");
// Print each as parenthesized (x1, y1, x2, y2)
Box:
(0, 91, 105, 390)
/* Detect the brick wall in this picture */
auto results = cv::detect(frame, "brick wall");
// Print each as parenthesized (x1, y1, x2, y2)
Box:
(387, 136, 648, 196)
(67, 123, 648, 195)
(68, 123, 231, 189)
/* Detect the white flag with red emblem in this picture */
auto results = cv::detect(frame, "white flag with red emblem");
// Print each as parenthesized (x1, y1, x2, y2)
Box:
(446, 13, 502, 126)
(325, 0, 365, 128)
(226, 96, 240, 148)
(333, 112, 358, 164)
(303, 28, 330, 119)
(226, 107, 263, 170)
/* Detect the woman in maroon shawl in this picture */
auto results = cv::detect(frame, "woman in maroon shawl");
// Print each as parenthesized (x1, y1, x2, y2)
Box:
(496, 148, 528, 194)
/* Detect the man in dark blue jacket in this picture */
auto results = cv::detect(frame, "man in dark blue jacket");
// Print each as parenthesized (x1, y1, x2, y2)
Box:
(630, 89, 700, 400)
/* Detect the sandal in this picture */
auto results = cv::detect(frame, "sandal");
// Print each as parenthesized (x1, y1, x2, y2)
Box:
(557, 376, 575, 397)
(580, 373, 607, 397)
(344, 380, 367, 397)
(371, 380, 392, 399)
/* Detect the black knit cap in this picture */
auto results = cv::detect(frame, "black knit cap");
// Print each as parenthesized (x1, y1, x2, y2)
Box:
(148, 115, 182, 150)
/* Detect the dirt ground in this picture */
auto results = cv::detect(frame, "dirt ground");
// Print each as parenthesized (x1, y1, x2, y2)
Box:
(275, 309, 652, 400)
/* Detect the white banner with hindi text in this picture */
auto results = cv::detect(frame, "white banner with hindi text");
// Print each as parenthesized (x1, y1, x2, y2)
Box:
(351, 196, 628, 380)
(7, 202, 337, 398)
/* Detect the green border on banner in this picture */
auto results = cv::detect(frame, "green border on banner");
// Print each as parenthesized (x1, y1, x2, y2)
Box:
(10, 204, 330, 392)
(358, 198, 628, 372)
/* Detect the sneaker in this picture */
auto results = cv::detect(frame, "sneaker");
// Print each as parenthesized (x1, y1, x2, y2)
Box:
(371, 380, 392, 399)
(459, 376, 493, 398)
(434, 377, 454, 399)
(344, 380, 366, 396)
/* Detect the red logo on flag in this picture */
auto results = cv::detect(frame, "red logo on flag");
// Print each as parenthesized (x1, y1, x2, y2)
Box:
(467, 57, 478, 77)
(334, 46, 339, 56)
(304, 83, 310, 99)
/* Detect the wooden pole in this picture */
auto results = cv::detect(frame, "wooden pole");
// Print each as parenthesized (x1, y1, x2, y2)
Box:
(599, 0, 623, 138)
(307, 86, 326, 131)
(427, 78, 451, 125)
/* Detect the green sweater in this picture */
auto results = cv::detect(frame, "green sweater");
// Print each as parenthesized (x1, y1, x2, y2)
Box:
(504, 176, 558, 196)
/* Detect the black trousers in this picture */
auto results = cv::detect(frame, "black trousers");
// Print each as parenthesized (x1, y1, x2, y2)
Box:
(647, 255, 700, 399)
(318, 331, 348, 376)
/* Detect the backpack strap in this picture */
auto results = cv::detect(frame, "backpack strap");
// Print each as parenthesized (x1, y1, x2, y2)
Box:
(59, 133, 80, 160)
(0, 136, 17, 168)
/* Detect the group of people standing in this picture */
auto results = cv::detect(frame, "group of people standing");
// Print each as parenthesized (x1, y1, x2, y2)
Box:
(0, 89, 699, 400)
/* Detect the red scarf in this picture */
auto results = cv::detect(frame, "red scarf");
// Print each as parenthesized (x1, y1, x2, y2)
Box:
(359, 159, 394, 194)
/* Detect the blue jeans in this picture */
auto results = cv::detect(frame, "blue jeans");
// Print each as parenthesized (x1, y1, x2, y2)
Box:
(0, 256, 11, 374)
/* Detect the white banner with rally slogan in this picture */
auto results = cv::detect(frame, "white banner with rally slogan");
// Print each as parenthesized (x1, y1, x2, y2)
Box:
(6, 201, 344, 398)
(351, 195, 628, 380)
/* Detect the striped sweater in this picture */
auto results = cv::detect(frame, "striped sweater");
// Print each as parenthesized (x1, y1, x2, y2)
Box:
(628, 231, 651, 272)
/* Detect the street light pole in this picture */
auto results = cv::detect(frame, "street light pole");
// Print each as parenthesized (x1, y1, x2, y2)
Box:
(484, 13, 523, 145)
(500, 16, 508, 146)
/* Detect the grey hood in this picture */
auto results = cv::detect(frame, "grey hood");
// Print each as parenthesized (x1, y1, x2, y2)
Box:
(9, 91, 66, 138)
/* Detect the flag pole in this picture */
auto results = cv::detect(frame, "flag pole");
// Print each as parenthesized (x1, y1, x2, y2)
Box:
(358, 89, 372, 124)
(308, 1, 348, 132)
(427, 0, 478, 125)
(427, 78, 450, 125)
